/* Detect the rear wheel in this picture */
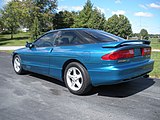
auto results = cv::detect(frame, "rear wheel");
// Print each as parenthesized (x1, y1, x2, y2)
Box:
(13, 55, 25, 74)
(64, 62, 92, 95)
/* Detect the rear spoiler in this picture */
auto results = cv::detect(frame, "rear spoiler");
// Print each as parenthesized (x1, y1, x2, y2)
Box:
(102, 40, 150, 48)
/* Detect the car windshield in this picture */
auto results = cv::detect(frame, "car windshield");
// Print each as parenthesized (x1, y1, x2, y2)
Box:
(82, 29, 125, 43)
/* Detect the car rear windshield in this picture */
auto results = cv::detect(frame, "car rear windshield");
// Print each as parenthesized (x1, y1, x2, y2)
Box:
(77, 29, 124, 43)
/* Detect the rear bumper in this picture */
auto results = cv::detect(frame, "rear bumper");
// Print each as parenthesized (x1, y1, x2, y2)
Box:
(88, 60, 154, 86)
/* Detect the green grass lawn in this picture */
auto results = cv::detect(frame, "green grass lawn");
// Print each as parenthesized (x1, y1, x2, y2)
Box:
(150, 38, 160, 49)
(149, 38, 160, 78)
(0, 32, 30, 46)
(150, 52, 160, 78)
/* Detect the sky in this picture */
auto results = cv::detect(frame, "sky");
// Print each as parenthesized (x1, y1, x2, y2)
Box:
(0, 0, 160, 34)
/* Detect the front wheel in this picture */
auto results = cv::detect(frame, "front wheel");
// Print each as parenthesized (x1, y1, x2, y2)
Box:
(64, 62, 92, 95)
(13, 55, 25, 74)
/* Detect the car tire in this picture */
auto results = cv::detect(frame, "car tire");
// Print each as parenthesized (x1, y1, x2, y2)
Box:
(13, 55, 25, 75)
(64, 62, 92, 95)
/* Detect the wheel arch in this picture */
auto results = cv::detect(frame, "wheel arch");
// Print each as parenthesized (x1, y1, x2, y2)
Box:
(62, 59, 87, 81)
(12, 52, 18, 64)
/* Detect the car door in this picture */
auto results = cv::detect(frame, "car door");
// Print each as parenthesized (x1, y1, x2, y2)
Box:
(23, 32, 57, 75)
(49, 30, 84, 79)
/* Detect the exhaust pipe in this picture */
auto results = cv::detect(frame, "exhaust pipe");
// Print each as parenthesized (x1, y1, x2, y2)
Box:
(143, 74, 149, 78)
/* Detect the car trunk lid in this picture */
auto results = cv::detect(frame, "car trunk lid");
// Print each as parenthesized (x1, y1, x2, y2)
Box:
(101, 40, 150, 48)
(101, 40, 151, 62)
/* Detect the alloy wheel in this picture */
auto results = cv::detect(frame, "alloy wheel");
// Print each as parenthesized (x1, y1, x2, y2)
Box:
(66, 67, 83, 91)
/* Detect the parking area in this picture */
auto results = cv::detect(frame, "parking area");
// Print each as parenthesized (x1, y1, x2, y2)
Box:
(0, 52, 160, 120)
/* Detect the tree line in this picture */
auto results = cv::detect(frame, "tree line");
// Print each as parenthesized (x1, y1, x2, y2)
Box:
(0, 0, 149, 40)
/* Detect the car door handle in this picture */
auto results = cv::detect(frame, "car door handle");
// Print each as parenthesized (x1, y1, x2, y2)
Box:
(50, 48, 53, 53)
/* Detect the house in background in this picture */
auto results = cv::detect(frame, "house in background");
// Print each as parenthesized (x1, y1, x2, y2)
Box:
(18, 26, 29, 32)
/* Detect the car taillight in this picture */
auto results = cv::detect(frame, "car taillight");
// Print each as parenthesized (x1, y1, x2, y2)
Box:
(141, 48, 151, 56)
(101, 49, 134, 60)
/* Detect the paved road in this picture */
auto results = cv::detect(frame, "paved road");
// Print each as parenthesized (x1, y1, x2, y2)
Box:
(0, 52, 160, 120)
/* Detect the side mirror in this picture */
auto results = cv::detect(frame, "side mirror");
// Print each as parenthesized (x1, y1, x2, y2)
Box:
(25, 42, 34, 48)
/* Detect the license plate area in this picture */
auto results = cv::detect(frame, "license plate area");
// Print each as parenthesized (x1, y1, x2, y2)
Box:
(134, 48, 141, 57)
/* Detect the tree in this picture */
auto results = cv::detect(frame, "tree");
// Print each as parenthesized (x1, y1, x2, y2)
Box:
(16, 0, 58, 31)
(30, 17, 40, 42)
(53, 11, 75, 29)
(140, 29, 149, 40)
(90, 7, 106, 30)
(62, 11, 75, 28)
(0, 1, 22, 39)
(0, 15, 4, 33)
(73, 0, 93, 28)
(105, 14, 132, 39)
(53, 12, 64, 29)
(72, 0, 106, 30)
(0, 0, 57, 38)
(33, 0, 57, 31)
(18, 0, 33, 29)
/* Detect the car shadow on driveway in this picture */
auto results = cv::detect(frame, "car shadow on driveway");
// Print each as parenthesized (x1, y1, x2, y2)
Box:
(92, 78, 155, 98)
(28, 73, 66, 87)
(28, 73, 155, 98)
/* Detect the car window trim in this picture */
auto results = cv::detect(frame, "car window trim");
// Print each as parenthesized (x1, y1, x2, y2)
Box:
(53, 30, 85, 47)
(33, 31, 58, 48)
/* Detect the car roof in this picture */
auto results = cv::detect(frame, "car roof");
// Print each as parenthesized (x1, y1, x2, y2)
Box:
(46, 28, 94, 34)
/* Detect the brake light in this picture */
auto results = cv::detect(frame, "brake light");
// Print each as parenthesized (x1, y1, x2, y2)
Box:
(102, 49, 134, 60)
(141, 48, 151, 56)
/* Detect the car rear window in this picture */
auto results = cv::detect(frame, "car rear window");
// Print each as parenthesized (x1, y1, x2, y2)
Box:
(77, 29, 123, 43)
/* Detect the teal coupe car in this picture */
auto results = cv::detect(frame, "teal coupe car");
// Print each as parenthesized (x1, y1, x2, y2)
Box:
(12, 28, 154, 95)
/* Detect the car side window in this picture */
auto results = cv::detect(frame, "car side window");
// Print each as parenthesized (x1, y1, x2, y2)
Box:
(34, 32, 57, 47)
(54, 31, 84, 46)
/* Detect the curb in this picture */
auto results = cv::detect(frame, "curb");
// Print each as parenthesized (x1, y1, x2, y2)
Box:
(0, 46, 24, 50)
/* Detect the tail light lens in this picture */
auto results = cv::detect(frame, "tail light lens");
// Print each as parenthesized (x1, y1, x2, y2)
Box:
(102, 49, 134, 60)
(141, 48, 151, 56)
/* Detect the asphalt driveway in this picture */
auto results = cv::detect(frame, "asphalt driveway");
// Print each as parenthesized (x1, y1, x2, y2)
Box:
(0, 52, 160, 120)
